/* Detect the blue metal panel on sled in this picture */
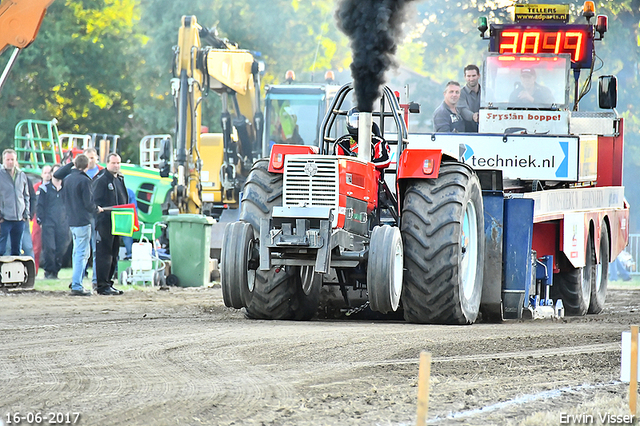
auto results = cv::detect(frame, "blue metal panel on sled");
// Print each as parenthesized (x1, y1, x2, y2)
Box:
(477, 170, 504, 322)
(502, 197, 534, 319)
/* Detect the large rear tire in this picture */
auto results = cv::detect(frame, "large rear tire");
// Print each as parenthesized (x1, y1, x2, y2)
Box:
(240, 159, 320, 320)
(401, 164, 484, 324)
(552, 233, 593, 316)
(368, 225, 403, 314)
(220, 221, 255, 309)
(589, 225, 609, 314)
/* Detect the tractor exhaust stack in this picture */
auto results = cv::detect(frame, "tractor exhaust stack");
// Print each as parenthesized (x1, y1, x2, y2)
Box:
(358, 111, 372, 164)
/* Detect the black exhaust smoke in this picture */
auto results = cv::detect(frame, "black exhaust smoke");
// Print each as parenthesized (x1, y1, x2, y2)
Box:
(335, 0, 416, 112)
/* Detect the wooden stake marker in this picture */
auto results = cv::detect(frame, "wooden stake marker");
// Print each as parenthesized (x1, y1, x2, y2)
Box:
(631, 325, 638, 416)
(416, 351, 431, 426)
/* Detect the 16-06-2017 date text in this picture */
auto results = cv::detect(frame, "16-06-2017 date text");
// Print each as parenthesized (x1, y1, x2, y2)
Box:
(4, 412, 81, 424)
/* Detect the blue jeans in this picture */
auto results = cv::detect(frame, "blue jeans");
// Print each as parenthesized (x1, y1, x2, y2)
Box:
(70, 225, 92, 291)
(92, 220, 97, 285)
(21, 222, 34, 258)
(123, 236, 133, 258)
(3, 221, 34, 258)
(0, 220, 25, 256)
(82, 219, 97, 286)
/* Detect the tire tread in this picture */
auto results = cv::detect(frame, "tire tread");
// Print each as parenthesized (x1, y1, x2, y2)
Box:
(401, 164, 484, 324)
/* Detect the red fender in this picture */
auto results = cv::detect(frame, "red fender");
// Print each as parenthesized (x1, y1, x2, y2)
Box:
(268, 144, 318, 173)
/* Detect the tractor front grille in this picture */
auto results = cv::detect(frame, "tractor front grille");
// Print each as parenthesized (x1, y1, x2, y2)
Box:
(283, 155, 339, 209)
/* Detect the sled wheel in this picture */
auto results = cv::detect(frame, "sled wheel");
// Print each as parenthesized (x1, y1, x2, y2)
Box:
(589, 225, 609, 314)
(552, 233, 594, 316)
(368, 225, 403, 314)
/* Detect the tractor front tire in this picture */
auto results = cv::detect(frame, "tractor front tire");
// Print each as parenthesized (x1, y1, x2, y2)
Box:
(220, 221, 255, 309)
(368, 225, 403, 314)
(401, 164, 484, 324)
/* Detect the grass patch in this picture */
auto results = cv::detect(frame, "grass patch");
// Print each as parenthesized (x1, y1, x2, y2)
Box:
(34, 268, 156, 292)
(31, 269, 640, 293)
(609, 275, 640, 290)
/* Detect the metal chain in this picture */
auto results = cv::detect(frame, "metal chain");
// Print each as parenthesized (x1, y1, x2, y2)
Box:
(345, 301, 369, 317)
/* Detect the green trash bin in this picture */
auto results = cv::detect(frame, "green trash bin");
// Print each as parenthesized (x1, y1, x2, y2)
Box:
(163, 214, 215, 287)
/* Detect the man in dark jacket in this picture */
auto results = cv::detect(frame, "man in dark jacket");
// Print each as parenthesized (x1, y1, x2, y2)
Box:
(56, 154, 101, 296)
(32, 165, 52, 274)
(93, 153, 127, 296)
(38, 164, 71, 279)
(20, 176, 37, 257)
(509, 68, 554, 105)
(55, 148, 105, 288)
(0, 149, 30, 256)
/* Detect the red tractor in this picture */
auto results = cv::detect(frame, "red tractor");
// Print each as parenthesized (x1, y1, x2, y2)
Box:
(221, 83, 485, 324)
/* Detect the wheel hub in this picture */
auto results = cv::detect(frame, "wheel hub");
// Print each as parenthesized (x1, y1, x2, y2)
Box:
(460, 201, 479, 301)
(247, 240, 256, 292)
(390, 237, 403, 310)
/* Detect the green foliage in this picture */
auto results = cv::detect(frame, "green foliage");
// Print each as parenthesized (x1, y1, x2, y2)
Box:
(0, 0, 144, 161)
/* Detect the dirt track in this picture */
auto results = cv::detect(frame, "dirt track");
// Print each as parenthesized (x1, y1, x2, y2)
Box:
(1, 285, 638, 426)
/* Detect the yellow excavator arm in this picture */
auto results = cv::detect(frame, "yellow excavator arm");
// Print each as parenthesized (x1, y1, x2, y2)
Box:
(0, 0, 54, 93)
(171, 16, 263, 216)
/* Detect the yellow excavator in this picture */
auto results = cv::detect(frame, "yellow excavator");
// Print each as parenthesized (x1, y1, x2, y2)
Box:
(167, 15, 263, 217)
(164, 16, 341, 270)
(0, 0, 54, 289)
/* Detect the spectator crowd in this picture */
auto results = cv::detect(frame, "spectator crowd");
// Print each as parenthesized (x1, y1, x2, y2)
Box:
(1, 147, 128, 296)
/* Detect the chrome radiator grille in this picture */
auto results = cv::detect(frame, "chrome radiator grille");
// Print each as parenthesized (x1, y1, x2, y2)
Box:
(283, 156, 339, 209)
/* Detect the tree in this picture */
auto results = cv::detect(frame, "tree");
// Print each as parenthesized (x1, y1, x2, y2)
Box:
(0, 0, 145, 161)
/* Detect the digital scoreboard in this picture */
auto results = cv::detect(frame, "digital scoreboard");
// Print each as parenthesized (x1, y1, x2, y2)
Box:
(489, 24, 594, 69)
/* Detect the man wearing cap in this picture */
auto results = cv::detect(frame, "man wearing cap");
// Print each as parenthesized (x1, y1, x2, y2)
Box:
(433, 81, 465, 133)
(509, 68, 554, 104)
